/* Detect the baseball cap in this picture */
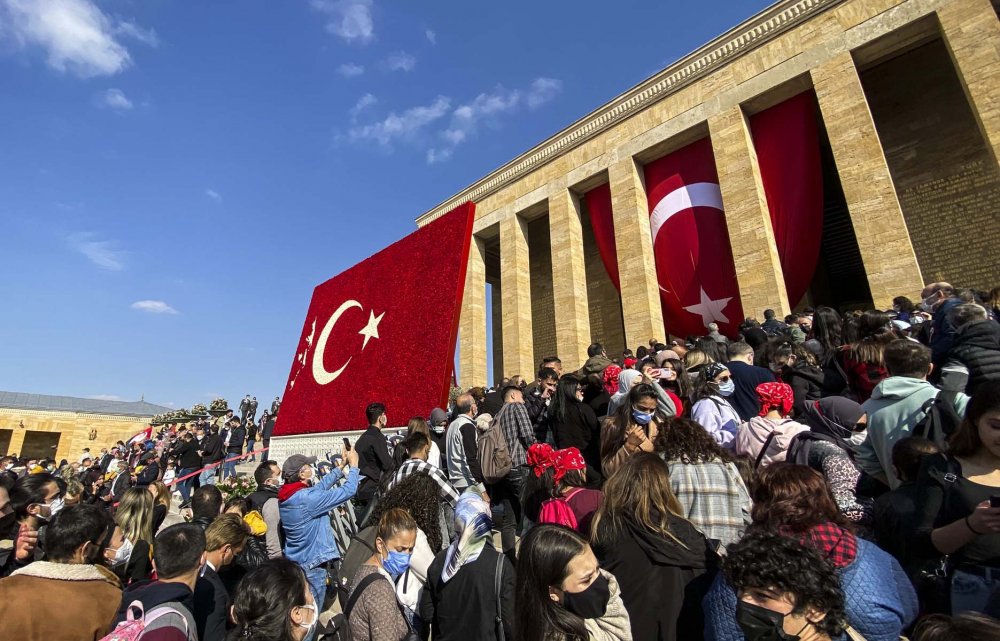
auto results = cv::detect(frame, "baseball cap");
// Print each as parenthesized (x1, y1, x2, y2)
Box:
(281, 454, 317, 478)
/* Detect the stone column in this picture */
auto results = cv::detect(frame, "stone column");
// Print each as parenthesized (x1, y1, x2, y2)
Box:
(458, 236, 488, 389)
(811, 52, 924, 307)
(501, 212, 535, 378)
(938, 0, 1000, 170)
(548, 186, 592, 372)
(709, 106, 791, 318)
(609, 157, 664, 350)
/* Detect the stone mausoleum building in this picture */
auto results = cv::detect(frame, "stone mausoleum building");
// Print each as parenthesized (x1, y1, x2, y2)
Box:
(416, 0, 1000, 389)
(0, 392, 171, 461)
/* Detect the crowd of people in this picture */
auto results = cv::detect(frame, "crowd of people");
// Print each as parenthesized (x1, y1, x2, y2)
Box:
(2, 281, 1000, 640)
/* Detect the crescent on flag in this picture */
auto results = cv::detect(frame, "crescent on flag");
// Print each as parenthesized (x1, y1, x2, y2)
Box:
(649, 182, 724, 243)
(312, 299, 362, 385)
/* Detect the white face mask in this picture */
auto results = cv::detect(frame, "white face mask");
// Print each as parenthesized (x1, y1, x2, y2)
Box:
(107, 538, 134, 567)
(849, 430, 868, 447)
(295, 603, 318, 638)
(921, 295, 937, 313)
(35, 496, 65, 521)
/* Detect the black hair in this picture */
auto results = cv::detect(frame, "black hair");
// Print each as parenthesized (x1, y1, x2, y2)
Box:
(601, 383, 669, 464)
(724, 528, 846, 639)
(254, 460, 280, 487)
(695, 337, 727, 364)
(230, 557, 309, 641)
(587, 343, 604, 358)
(365, 402, 386, 425)
(369, 472, 443, 552)
(10, 472, 58, 520)
(547, 375, 582, 425)
(892, 296, 915, 314)
(764, 309, 776, 319)
(911, 613, 1000, 641)
(502, 385, 523, 401)
(153, 523, 206, 579)
(891, 437, 941, 483)
(44, 504, 112, 562)
(811, 306, 843, 360)
(541, 356, 562, 367)
(403, 431, 429, 456)
(883, 339, 931, 378)
(635, 346, 649, 360)
(537, 366, 559, 382)
(191, 485, 224, 520)
(515, 524, 590, 641)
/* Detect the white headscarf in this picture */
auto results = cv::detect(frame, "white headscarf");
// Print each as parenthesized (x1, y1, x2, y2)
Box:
(608, 369, 641, 416)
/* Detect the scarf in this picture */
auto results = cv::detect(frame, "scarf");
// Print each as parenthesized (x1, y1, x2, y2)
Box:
(552, 447, 586, 483)
(527, 443, 556, 477)
(755, 382, 794, 417)
(603, 365, 623, 395)
(441, 491, 493, 583)
(802, 397, 865, 453)
(610, 370, 641, 410)
(779, 522, 857, 568)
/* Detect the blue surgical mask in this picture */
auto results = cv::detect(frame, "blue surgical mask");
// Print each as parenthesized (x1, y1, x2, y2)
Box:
(717, 380, 736, 397)
(380, 549, 412, 576)
(632, 410, 653, 425)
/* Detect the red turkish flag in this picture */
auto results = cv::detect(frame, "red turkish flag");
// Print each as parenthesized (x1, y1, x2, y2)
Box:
(644, 138, 744, 339)
(273, 203, 475, 436)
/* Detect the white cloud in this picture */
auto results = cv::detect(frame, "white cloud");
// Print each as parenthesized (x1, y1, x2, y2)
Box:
(383, 51, 415, 72)
(159, 401, 175, 408)
(131, 300, 178, 314)
(96, 88, 132, 111)
(206, 188, 222, 202)
(347, 95, 450, 147)
(0, 0, 158, 78)
(425, 28, 436, 45)
(426, 148, 452, 164)
(527, 77, 562, 109)
(311, 0, 374, 44)
(204, 392, 220, 398)
(337, 62, 364, 78)
(68, 231, 126, 270)
(89, 394, 122, 401)
(349, 93, 376, 120)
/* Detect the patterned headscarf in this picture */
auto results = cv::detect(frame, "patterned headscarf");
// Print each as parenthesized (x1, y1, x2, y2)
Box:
(527, 443, 556, 478)
(756, 382, 794, 417)
(552, 447, 586, 483)
(441, 490, 493, 583)
(602, 364, 622, 395)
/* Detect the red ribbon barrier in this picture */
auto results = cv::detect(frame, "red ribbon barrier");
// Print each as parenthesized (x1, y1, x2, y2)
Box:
(162, 447, 270, 487)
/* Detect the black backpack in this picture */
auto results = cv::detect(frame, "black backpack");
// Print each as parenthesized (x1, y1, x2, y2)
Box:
(335, 526, 377, 611)
(912, 390, 962, 448)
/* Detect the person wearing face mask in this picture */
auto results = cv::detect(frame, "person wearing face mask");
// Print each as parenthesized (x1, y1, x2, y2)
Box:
(601, 383, 663, 477)
(919, 282, 963, 375)
(109, 487, 156, 584)
(737, 383, 810, 469)
(0, 504, 121, 640)
(278, 447, 359, 620)
(248, 460, 285, 559)
(230, 558, 319, 641)
(111, 523, 205, 640)
(8, 471, 63, 563)
(427, 408, 450, 466)
(194, 513, 252, 641)
(726, 342, 777, 422)
(0, 484, 40, 578)
(691, 362, 742, 450)
(515, 522, 633, 641)
(718, 528, 848, 641)
(355, 402, 395, 510)
(446, 394, 489, 499)
(549, 375, 604, 488)
(346, 508, 418, 640)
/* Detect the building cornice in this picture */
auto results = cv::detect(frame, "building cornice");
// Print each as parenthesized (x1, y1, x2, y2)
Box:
(416, 0, 845, 227)
(0, 407, 151, 423)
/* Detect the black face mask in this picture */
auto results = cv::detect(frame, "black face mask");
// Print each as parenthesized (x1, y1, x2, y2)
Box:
(561, 572, 610, 619)
(736, 600, 802, 641)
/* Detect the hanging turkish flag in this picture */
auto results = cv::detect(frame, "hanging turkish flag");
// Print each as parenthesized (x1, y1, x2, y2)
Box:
(273, 203, 475, 436)
(644, 138, 744, 339)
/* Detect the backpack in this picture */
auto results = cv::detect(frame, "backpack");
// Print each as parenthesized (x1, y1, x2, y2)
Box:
(538, 489, 583, 531)
(477, 413, 512, 484)
(101, 600, 191, 641)
(336, 526, 378, 611)
(331, 572, 420, 641)
(913, 390, 962, 448)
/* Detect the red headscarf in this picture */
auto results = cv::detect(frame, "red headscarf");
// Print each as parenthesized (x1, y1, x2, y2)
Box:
(527, 443, 556, 478)
(602, 365, 622, 395)
(552, 447, 586, 483)
(756, 382, 794, 417)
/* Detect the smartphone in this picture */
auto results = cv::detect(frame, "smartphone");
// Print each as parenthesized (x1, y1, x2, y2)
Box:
(343, 437, 352, 452)
(990, 495, 1000, 509)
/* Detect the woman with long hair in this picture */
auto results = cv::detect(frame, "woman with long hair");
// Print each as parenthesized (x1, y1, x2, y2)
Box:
(657, 358, 692, 415)
(406, 416, 440, 468)
(892, 296, 915, 322)
(695, 337, 727, 365)
(348, 508, 418, 640)
(515, 523, 632, 641)
(684, 348, 712, 371)
(109, 486, 155, 583)
(690, 362, 741, 450)
(228, 558, 316, 641)
(600, 383, 664, 477)
(704, 463, 917, 641)
(770, 341, 835, 416)
(841, 310, 895, 403)
(591, 452, 718, 640)
(527, 444, 603, 537)
(653, 416, 751, 550)
(549, 375, 603, 487)
(915, 381, 1000, 614)
(147, 480, 171, 533)
(419, 492, 514, 641)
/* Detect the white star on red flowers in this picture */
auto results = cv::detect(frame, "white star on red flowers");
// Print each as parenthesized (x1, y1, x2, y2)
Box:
(359, 310, 385, 350)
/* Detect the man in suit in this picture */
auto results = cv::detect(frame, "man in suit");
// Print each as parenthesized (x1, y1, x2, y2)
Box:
(194, 514, 250, 641)
(105, 457, 132, 506)
(239, 395, 251, 425)
(248, 397, 258, 424)
(222, 419, 245, 481)
(270, 396, 281, 415)
(726, 341, 776, 421)
(96, 448, 114, 474)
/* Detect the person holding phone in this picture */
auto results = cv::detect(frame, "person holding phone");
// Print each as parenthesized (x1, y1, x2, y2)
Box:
(915, 380, 1000, 614)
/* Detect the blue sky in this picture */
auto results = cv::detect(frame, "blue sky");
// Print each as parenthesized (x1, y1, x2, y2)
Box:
(0, 0, 770, 409)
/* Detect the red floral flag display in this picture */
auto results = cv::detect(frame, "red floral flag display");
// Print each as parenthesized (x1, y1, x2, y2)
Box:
(273, 202, 475, 436)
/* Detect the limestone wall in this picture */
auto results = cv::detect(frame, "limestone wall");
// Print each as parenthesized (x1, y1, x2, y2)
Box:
(0, 408, 151, 462)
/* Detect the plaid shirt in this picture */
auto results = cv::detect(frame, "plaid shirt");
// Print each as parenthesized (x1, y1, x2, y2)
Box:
(664, 458, 752, 552)
(496, 401, 536, 467)
(389, 458, 460, 507)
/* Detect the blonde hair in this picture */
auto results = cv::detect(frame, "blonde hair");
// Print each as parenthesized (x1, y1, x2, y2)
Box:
(205, 513, 252, 552)
(116, 487, 155, 546)
(149, 481, 171, 509)
(684, 349, 711, 369)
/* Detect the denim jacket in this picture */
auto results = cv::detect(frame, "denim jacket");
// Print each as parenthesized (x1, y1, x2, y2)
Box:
(278, 466, 360, 570)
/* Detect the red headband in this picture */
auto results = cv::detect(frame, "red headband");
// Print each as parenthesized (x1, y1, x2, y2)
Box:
(552, 447, 587, 483)
(756, 382, 794, 417)
(527, 443, 556, 478)
(603, 365, 622, 395)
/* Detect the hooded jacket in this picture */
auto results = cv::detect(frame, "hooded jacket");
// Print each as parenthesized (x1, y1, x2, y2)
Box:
(278, 465, 360, 570)
(593, 511, 719, 641)
(112, 578, 197, 631)
(736, 416, 809, 467)
(780, 362, 833, 417)
(576, 354, 613, 378)
(857, 377, 969, 489)
(944, 320, 1000, 395)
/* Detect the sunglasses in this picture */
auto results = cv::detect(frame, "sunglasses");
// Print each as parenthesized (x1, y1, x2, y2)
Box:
(716, 376, 732, 383)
